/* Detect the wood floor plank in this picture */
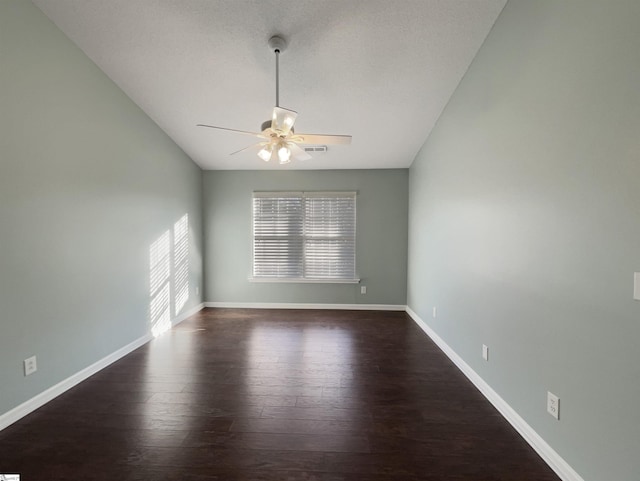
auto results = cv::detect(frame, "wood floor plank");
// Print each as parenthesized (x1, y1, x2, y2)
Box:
(0, 308, 560, 479)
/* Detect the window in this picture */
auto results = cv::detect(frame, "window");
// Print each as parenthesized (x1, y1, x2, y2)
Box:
(252, 191, 358, 282)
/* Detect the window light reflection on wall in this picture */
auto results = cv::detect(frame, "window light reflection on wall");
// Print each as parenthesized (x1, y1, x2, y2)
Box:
(148, 213, 190, 338)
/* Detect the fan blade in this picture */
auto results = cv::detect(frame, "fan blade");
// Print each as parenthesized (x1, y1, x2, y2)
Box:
(288, 142, 312, 161)
(290, 133, 352, 145)
(229, 142, 265, 156)
(271, 107, 297, 135)
(197, 124, 266, 139)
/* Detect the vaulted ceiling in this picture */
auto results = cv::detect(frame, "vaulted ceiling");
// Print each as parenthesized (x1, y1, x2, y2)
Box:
(33, 0, 506, 170)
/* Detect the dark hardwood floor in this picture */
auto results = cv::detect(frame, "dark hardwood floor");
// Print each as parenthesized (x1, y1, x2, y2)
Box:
(0, 308, 560, 480)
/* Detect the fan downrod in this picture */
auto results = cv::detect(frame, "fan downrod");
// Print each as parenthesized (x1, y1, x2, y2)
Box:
(267, 35, 288, 109)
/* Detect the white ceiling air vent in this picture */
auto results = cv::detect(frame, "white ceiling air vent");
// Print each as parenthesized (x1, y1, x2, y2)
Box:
(303, 145, 328, 153)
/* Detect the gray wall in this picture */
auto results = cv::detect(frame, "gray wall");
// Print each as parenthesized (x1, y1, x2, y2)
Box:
(204, 170, 408, 305)
(0, 1, 203, 417)
(407, 1, 640, 480)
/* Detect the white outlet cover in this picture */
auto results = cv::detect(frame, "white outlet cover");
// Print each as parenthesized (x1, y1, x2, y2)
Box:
(24, 355, 37, 376)
(634, 272, 640, 300)
(482, 344, 489, 361)
(547, 391, 560, 420)
(360, 286, 367, 294)
(432, 307, 437, 318)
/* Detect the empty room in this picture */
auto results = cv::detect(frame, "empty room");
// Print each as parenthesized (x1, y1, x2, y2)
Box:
(1, 1, 638, 480)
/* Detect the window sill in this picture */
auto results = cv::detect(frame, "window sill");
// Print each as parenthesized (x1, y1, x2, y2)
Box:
(249, 277, 361, 284)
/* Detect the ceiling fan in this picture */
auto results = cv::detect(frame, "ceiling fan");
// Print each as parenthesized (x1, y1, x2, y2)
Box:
(197, 35, 352, 164)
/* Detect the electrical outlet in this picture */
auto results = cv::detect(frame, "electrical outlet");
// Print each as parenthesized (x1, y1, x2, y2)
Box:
(432, 307, 437, 318)
(482, 344, 489, 361)
(360, 286, 366, 294)
(547, 391, 560, 420)
(24, 356, 37, 376)
(196, 286, 200, 295)
(634, 272, 640, 300)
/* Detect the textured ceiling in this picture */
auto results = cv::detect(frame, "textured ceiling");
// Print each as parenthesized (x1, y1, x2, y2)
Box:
(33, 0, 506, 170)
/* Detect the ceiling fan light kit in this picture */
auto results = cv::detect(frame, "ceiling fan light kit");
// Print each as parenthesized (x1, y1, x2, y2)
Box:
(197, 35, 351, 165)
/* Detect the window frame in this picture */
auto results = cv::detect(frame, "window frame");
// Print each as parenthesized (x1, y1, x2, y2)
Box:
(250, 191, 359, 284)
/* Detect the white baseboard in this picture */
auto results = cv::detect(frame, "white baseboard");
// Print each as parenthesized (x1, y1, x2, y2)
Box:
(204, 301, 407, 311)
(173, 302, 205, 327)
(0, 302, 206, 433)
(0, 333, 151, 432)
(2, 301, 581, 481)
(405, 306, 584, 481)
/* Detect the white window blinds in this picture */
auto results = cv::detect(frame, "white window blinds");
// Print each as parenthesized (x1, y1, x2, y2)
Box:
(252, 191, 357, 282)
(253, 192, 304, 279)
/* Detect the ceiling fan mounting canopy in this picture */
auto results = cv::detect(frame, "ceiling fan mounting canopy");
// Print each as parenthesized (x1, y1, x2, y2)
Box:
(197, 34, 352, 164)
(268, 35, 287, 54)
